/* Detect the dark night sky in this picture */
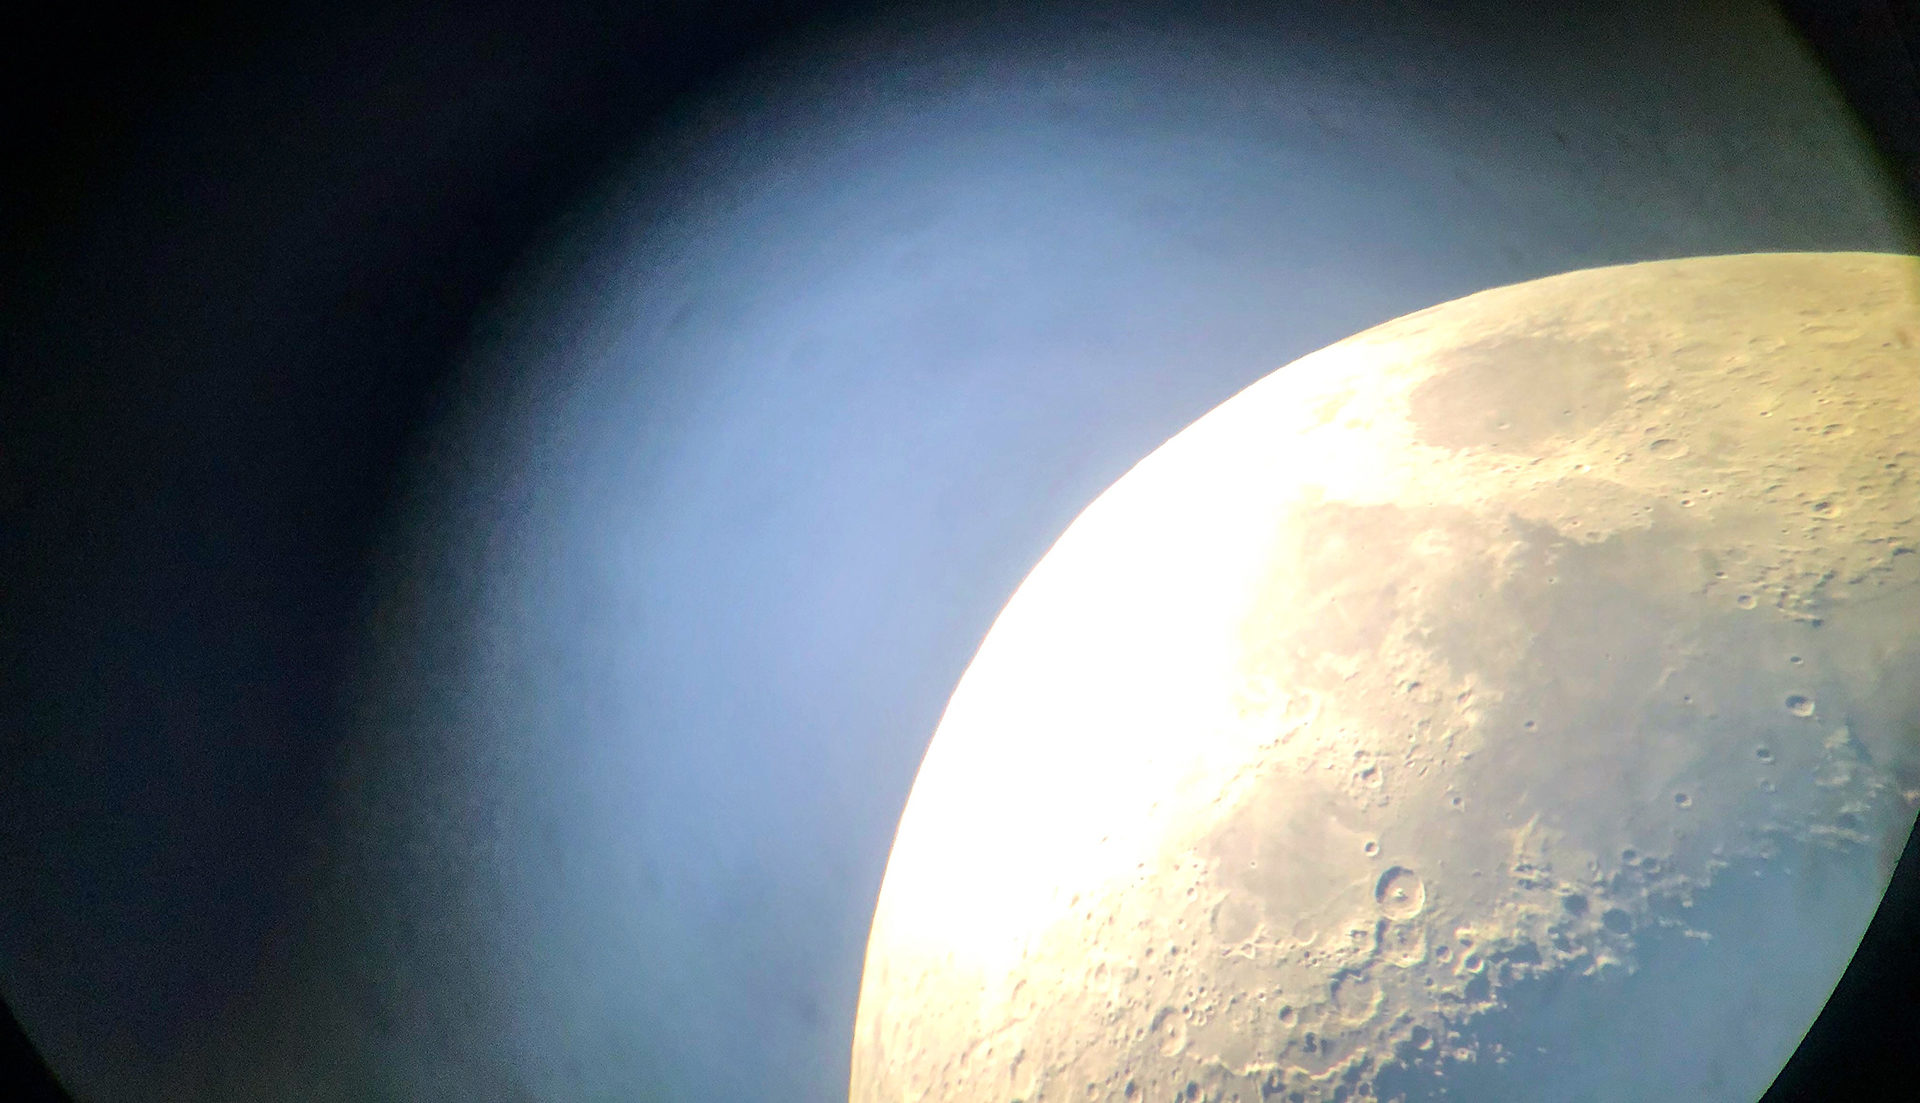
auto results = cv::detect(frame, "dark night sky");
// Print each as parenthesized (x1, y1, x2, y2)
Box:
(4, 4, 840, 1096)
(5, 1, 1920, 1100)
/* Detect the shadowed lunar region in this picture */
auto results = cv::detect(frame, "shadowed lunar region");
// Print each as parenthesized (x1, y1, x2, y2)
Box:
(853, 253, 1920, 1102)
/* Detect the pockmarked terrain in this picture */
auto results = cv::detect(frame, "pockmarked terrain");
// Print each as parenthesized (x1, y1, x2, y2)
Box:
(853, 253, 1920, 1102)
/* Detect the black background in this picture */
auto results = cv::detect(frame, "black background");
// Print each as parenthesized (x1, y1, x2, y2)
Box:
(4, 1, 1919, 1099)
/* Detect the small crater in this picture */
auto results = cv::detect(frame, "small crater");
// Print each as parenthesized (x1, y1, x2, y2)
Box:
(1523, 719, 1538, 732)
(1786, 694, 1816, 718)
(1562, 893, 1589, 916)
(1736, 594, 1757, 609)
(1277, 1005, 1295, 1025)
(1449, 795, 1465, 810)
(1789, 655, 1804, 665)
(1363, 840, 1379, 857)
(1375, 866, 1427, 919)
(1756, 746, 1774, 764)
(1602, 908, 1632, 934)
(1647, 437, 1688, 458)
(1674, 792, 1692, 809)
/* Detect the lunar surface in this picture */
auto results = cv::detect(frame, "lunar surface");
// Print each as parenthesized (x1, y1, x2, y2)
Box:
(850, 253, 1920, 1102)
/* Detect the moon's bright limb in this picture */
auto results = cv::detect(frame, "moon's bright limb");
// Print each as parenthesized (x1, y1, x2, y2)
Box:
(852, 253, 1920, 1102)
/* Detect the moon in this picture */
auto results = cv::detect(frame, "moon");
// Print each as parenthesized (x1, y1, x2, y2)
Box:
(850, 252, 1920, 1102)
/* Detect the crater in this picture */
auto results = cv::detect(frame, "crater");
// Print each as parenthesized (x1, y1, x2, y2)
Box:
(1329, 971, 1382, 1023)
(1647, 437, 1688, 458)
(1375, 866, 1427, 919)
(1149, 1006, 1188, 1056)
(1211, 894, 1261, 944)
(1380, 920, 1429, 966)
